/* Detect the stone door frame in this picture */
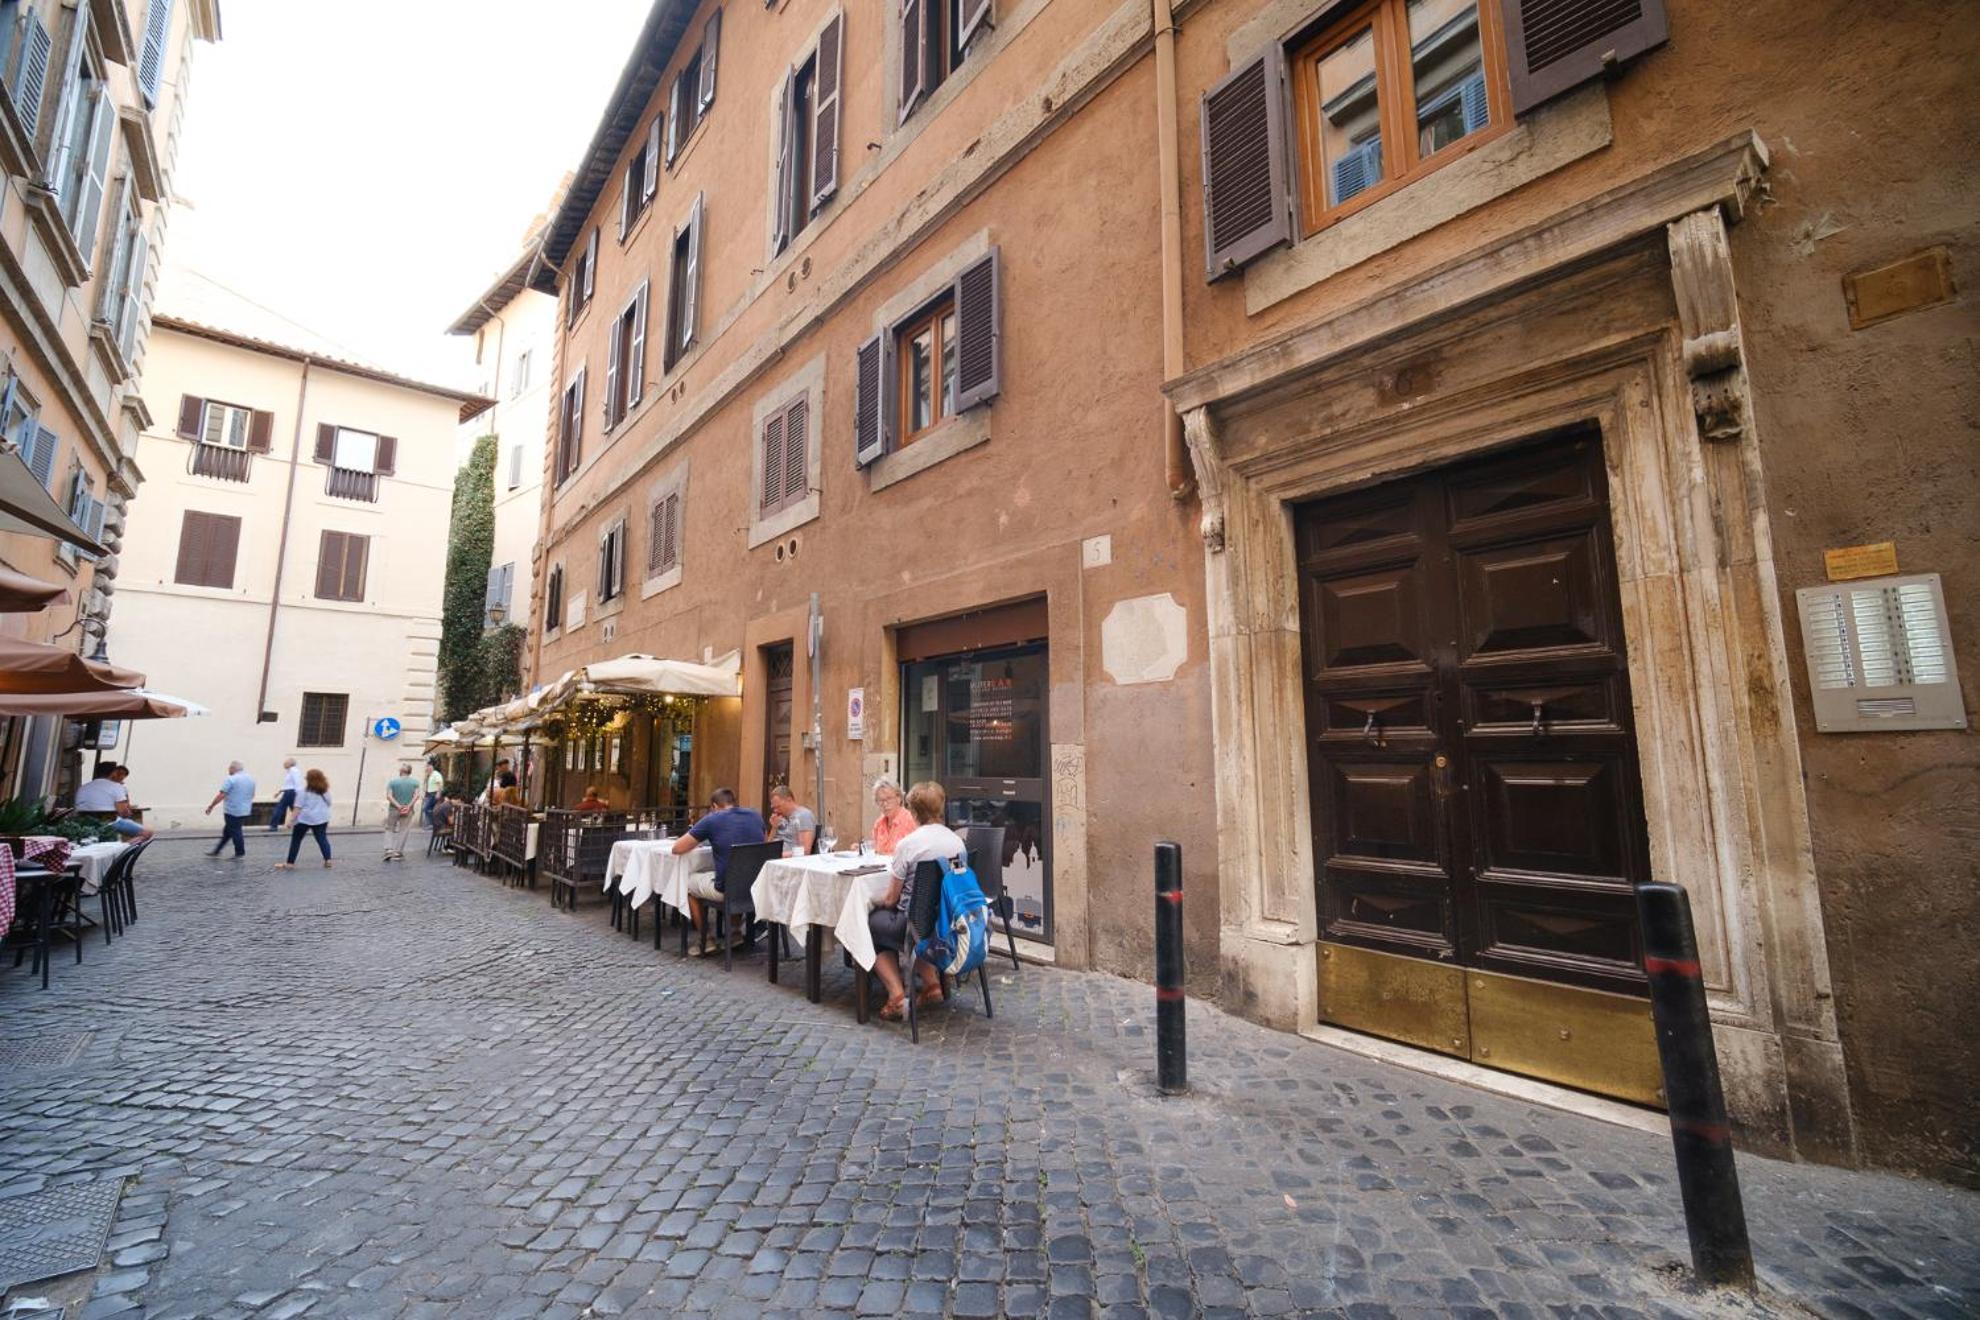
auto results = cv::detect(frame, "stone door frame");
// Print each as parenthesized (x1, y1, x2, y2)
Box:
(1167, 133, 1854, 1161)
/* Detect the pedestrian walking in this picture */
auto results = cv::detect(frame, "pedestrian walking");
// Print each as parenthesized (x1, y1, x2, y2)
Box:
(204, 760, 257, 859)
(383, 762, 421, 860)
(421, 758, 444, 828)
(275, 769, 334, 869)
(268, 758, 303, 830)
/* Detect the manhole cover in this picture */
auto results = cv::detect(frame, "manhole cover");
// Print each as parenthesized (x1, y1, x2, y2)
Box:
(0, 1033, 92, 1069)
(0, 1180, 122, 1291)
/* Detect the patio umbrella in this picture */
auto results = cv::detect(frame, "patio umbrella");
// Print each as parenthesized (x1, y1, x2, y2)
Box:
(0, 567, 71, 613)
(0, 635, 145, 694)
(0, 688, 203, 718)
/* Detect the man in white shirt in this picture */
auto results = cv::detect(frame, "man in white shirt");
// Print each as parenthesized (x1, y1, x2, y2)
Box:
(74, 764, 153, 841)
(267, 758, 304, 830)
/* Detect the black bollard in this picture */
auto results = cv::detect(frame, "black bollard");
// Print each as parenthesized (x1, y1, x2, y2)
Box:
(1155, 841, 1187, 1095)
(1636, 881, 1755, 1290)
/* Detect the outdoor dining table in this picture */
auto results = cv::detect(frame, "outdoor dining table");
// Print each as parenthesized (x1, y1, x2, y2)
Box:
(65, 841, 129, 896)
(751, 852, 894, 1019)
(610, 838, 712, 911)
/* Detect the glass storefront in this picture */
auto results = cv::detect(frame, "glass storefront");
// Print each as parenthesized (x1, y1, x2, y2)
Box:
(902, 643, 1051, 943)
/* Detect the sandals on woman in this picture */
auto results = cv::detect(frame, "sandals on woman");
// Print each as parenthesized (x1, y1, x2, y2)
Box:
(879, 998, 908, 1021)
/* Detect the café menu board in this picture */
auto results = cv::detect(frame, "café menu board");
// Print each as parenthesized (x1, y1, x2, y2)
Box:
(966, 675, 1016, 743)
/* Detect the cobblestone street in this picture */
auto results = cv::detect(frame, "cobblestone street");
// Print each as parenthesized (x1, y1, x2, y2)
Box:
(1, 841, 1975, 1319)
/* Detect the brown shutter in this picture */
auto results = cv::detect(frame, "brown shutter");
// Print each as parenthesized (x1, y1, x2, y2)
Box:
(174, 511, 208, 585)
(854, 333, 885, 466)
(1200, 48, 1293, 281)
(647, 498, 666, 574)
(958, 0, 992, 53)
(344, 534, 369, 601)
(951, 247, 1001, 411)
(316, 530, 343, 599)
(697, 8, 720, 111)
(663, 494, 679, 570)
(899, 0, 926, 123)
(812, 14, 843, 209)
(247, 410, 274, 453)
(783, 396, 807, 504)
(376, 436, 396, 477)
(175, 395, 204, 439)
(1502, 0, 1669, 113)
(207, 514, 241, 589)
(314, 423, 336, 463)
(760, 410, 785, 513)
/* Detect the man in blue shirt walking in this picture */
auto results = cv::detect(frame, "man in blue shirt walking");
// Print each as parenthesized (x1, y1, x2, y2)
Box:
(204, 760, 257, 859)
(672, 787, 769, 956)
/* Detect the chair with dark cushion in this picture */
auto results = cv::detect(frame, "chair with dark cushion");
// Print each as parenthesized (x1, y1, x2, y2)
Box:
(903, 858, 994, 1044)
(962, 825, 1019, 971)
(684, 840, 782, 971)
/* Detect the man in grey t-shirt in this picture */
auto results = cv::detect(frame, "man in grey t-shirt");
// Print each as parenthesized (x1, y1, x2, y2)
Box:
(767, 784, 817, 855)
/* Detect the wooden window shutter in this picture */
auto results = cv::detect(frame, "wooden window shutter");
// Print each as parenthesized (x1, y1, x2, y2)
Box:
(597, 529, 610, 597)
(697, 9, 719, 112)
(854, 333, 886, 466)
(605, 309, 623, 426)
(207, 513, 240, 589)
(174, 510, 207, 585)
(343, 534, 369, 600)
(772, 68, 794, 254)
(1502, 0, 1669, 113)
(580, 228, 598, 307)
(546, 566, 563, 627)
(647, 498, 666, 575)
(28, 425, 58, 488)
(682, 194, 704, 352)
(951, 247, 1002, 411)
(175, 394, 204, 439)
(74, 90, 115, 261)
(375, 436, 397, 476)
(14, 11, 52, 138)
(666, 76, 685, 164)
(314, 423, 336, 463)
(628, 284, 648, 403)
(958, 0, 992, 55)
(247, 410, 274, 452)
(137, 0, 172, 103)
(898, 0, 926, 124)
(812, 14, 843, 209)
(644, 116, 662, 199)
(783, 396, 807, 505)
(1200, 47, 1292, 282)
(316, 530, 343, 598)
(760, 409, 786, 513)
(663, 494, 680, 571)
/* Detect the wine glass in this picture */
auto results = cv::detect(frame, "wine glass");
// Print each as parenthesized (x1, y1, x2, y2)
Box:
(820, 821, 839, 855)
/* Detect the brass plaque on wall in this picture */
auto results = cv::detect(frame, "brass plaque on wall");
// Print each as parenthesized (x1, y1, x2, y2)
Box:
(1318, 943, 1469, 1058)
(1467, 969, 1665, 1108)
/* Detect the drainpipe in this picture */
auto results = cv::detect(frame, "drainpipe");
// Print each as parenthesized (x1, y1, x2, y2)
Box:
(1153, 0, 1194, 500)
(255, 357, 313, 720)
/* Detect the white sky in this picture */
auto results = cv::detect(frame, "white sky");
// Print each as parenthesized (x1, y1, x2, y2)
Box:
(167, 0, 655, 389)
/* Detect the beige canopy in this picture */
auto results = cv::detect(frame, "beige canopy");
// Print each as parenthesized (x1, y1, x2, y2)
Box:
(0, 636, 145, 695)
(543, 654, 741, 705)
(0, 687, 205, 719)
(0, 567, 71, 613)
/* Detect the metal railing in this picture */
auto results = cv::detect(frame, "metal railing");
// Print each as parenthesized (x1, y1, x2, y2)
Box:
(188, 443, 251, 482)
(325, 466, 379, 502)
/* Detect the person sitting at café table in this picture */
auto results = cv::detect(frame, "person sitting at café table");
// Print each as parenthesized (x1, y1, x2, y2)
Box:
(574, 785, 610, 812)
(870, 781, 964, 1021)
(868, 776, 914, 855)
(73, 763, 153, 842)
(430, 787, 462, 840)
(489, 771, 522, 807)
(766, 783, 817, 855)
(672, 787, 770, 955)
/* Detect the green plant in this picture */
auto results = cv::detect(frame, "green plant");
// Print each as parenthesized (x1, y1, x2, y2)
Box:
(438, 436, 499, 723)
(44, 817, 116, 844)
(0, 796, 45, 834)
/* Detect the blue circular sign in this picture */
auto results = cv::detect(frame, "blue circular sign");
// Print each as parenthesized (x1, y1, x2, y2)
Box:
(372, 717, 402, 741)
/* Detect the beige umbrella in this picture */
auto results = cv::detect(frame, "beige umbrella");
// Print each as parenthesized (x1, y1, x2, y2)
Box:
(0, 687, 202, 719)
(0, 567, 71, 613)
(0, 635, 145, 695)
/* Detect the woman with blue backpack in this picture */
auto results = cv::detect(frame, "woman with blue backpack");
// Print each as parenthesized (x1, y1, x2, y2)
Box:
(870, 781, 967, 1021)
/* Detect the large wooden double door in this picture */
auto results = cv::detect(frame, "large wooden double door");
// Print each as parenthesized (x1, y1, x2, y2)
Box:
(1297, 429, 1663, 1104)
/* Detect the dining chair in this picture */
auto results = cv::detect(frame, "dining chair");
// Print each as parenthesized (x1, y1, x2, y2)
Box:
(903, 859, 994, 1044)
(961, 825, 1021, 972)
(685, 841, 782, 971)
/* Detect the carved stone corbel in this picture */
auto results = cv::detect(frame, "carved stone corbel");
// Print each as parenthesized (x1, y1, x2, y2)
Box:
(1180, 406, 1227, 552)
(1667, 209, 1752, 443)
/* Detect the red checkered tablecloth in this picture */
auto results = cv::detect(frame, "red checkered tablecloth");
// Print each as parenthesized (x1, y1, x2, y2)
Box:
(1, 837, 75, 936)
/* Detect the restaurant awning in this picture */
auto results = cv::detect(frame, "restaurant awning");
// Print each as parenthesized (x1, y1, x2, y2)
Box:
(0, 687, 205, 718)
(545, 655, 741, 705)
(0, 635, 145, 695)
(0, 445, 106, 555)
(0, 567, 71, 612)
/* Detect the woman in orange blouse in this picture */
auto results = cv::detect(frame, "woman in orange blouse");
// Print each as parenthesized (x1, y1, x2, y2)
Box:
(869, 777, 916, 855)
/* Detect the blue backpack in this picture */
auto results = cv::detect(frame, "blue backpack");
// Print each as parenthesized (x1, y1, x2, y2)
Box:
(915, 857, 992, 978)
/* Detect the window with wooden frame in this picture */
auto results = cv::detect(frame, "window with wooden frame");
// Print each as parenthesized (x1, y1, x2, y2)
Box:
(758, 393, 810, 516)
(315, 529, 369, 602)
(544, 564, 565, 632)
(665, 9, 720, 164)
(853, 247, 1000, 466)
(620, 115, 661, 239)
(1202, 0, 1667, 279)
(1287, 0, 1509, 237)
(312, 424, 396, 477)
(555, 367, 586, 484)
(773, 13, 843, 256)
(173, 395, 271, 452)
(663, 195, 704, 372)
(298, 692, 349, 748)
(605, 283, 648, 429)
(567, 228, 598, 327)
(597, 517, 627, 603)
(172, 510, 240, 589)
(900, 0, 991, 123)
(647, 488, 683, 577)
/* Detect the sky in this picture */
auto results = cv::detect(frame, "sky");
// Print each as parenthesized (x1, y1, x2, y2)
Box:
(165, 0, 655, 389)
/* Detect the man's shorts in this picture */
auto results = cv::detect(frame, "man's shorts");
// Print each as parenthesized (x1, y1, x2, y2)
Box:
(109, 818, 145, 838)
(687, 871, 723, 902)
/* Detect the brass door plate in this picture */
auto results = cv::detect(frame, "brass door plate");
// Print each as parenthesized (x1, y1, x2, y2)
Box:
(1844, 247, 1955, 330)
(1467, 968, 1665, 1108)
(1318, 943, 1469, 1058)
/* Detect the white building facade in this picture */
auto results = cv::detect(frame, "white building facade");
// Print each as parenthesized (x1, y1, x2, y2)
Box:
(111, 282, 488, 824)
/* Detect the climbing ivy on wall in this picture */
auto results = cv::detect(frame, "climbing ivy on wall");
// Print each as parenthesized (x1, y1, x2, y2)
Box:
(438, 436, 497, 723)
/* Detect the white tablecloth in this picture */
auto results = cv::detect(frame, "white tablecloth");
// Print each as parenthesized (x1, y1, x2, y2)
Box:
(608, 840, 711, 911)
(525, 822, 540, 862)
(69, 841, 128, 896)
(752, 853, 895, 971)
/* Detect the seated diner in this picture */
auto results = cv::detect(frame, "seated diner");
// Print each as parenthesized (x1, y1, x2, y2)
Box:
(870, 780, 964, 1022)
(74, 763, 153, 841)
(574, 785, 610, 812)
(672, 787, 770, 955)
(869, 776, 913, 856)
(767, 783, 816, 855)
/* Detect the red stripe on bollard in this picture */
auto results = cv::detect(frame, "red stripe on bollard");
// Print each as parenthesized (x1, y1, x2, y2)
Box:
(1155, 986, 1185, 1002)
(1644, 955, 1702, 977)
(1159, 890, 1184, 904)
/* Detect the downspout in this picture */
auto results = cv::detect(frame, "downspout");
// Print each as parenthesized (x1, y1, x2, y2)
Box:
(255, 356, 313, 719)
(1153, 0, 1194, 500)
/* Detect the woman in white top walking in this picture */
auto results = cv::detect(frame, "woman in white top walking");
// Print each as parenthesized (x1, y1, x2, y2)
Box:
(276, 769, 335, 869)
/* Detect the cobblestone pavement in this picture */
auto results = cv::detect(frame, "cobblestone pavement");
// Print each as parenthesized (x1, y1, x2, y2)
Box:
(1, 842, 1975, 1319)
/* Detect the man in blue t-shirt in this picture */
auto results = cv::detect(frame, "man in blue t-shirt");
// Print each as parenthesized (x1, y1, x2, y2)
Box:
(203, 760, 257, 859)
(672, 787, 768, 955)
